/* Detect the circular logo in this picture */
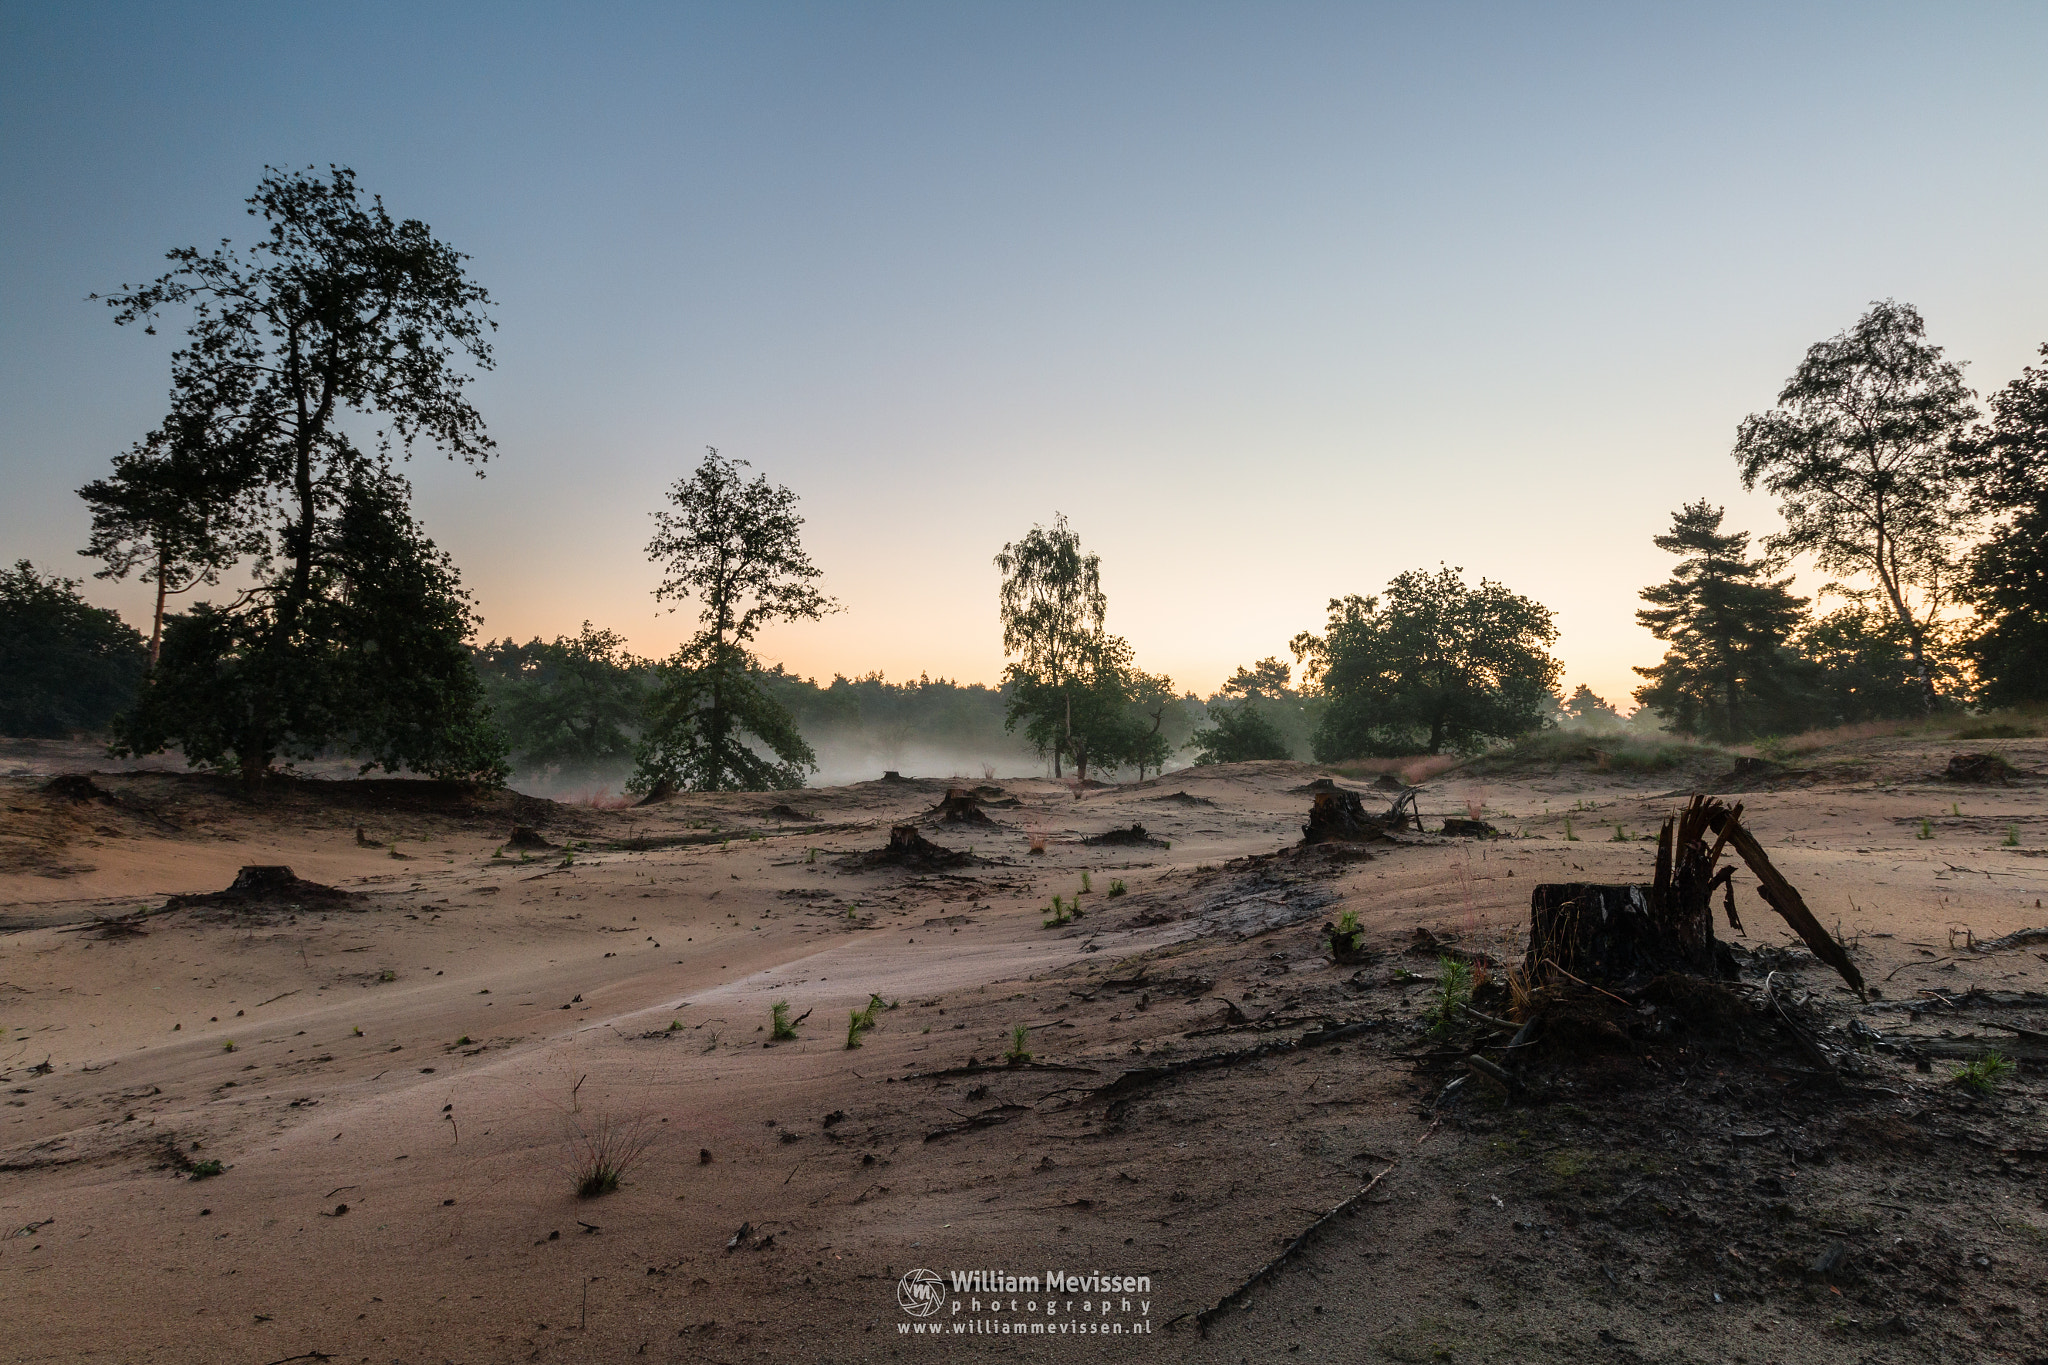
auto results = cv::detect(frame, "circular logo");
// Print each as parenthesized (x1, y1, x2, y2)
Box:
(898, 1267, 945, 1317)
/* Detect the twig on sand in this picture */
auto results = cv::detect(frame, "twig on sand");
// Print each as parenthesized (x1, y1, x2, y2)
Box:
(261, 1353, 335, 1365)
(1074, 1020, 1380, 1117)
(1193, 1118, 1439, 1336)
(924, 1104, 1029, 1142)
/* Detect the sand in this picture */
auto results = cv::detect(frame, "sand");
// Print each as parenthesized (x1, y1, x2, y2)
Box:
(2, 735, 2045, 1362)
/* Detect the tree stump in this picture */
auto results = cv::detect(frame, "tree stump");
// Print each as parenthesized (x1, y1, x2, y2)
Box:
(929, 788, 995, 825)
(1301, 790, 1389, 844)
(1523, 794, 1862, 995)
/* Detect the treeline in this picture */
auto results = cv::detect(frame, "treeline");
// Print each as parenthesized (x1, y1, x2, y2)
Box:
(9, 169, 2043, 785)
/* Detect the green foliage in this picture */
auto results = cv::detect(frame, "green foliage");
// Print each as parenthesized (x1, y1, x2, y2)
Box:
(1005, 1024, 1032, 1064)
(1563, 814, 1578, 840)
(0, 560, 147, 737)
(188, 1159, 224, 1179)
(1631, 500, 1810, 741)
(1334, 908, 1363, 955)
(631, 450, 835, 794)
(1561, 684, 1622, 725)
(1043, 894, 1078, 928)
(770, 1000, 797, 1041)
(1789, 606, 1939, 725)
(1733, 300, 1978, 711)
(845, 1009, 866, 1049)
(1960, 345, 2048, 706)
(474, 624, 653, 780)
(89, 167, 504, 785)
(2003, 825, 2020, 847)
(1428, 956, 1473, 1033)
(1294, 566, 1562, 759)
(1005, 630, 1175, 781)
(1189, 699, 1292, 764)
(1107, 878, 1126, 897)
(1951, 1052, 2014, 1094)
(1079, 872, 1092, 893)
(1917, 819, 1933, 840)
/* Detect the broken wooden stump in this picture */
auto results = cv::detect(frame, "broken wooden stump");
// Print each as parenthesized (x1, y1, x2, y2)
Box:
(507, 825, 554, 849)
(1084, 823, 1167, 848)
(1945, 752, 2020, 785)
(843, 824, 981, 870)
(1440, 817, 1499, 838)
(928, 788, 996, 825)
(165, 865, 356, 914)
(1301, 790, 1390, 844)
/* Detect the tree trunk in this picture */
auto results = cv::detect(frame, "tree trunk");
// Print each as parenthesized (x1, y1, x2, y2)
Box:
(149, 550, 168, 668)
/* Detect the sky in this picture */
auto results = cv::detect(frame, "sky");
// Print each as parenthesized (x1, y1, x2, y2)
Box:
(5, 2, 2047, 707)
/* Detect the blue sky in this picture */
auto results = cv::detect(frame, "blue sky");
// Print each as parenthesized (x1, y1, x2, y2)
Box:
(5, 2, 2046, 704)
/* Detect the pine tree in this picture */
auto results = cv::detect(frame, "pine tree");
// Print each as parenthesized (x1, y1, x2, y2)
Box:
(1632, 500, 1808, 741)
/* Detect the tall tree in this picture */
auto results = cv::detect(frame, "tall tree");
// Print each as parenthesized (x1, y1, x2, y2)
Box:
(89, 165, 504, 784)
(1631, 500, 1809, 741)
(116, 472, 507, 782)
(0, 561, 147, 737)
(631, 450, 836, 795)
(994, 514, 1104, 780)
(1733, 300, 1978, 710)
(1292, 566, 1561, 759)
(1958, 344, 2048, 706)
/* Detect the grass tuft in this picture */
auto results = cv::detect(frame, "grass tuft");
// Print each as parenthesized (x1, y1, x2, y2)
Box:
(770, 1000, 798, 1042)
(1107, 878, 1126, 898)
(568, 1115, 655, 1198)
(1428, 955, 1473, 1034)
(1005, 1023, 1032, 1065)
(1952, 1052, 2015, 1095)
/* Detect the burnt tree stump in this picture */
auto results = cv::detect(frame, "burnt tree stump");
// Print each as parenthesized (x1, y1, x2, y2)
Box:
(1523, 794, 1862, 996)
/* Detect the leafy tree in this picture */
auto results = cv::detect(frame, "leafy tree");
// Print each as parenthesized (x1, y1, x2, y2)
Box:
(994, 514, 1104, 779)
(474, 623, 652, 780)
(1958, 344, 2048, 706)
(1733, 300, 1978, 711)
(1631, 500, 1809, 741)
(1291, 566, 1561, 759)
(90, 165, 503, 784)
(1561, 684, 1622, 725)
(1220, 656, 1293, 701)
(631, 450, 836, 794)
(0, 561, 148, 737)
(1188, 701, 1291, 764)
(118, 473, 507, 782)
(1790, 606, 1930, 724)
(77, 409, 261, 665)
(1004, 632, 1167, 782)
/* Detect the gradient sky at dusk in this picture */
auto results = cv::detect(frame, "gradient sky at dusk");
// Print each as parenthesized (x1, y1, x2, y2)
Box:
(5, 3, 2047, 706)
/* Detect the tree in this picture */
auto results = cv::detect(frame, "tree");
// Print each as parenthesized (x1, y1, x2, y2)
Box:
(631, 450, 836, 794)
(1631, 500, 1809, 741)
(994, 514, 1104, 780)
(1003, 632, 1166, 782)
(89, 165, 503, 784)
(0, 561, 147, 737)
(1561, 684, 1622, 725)
(1291, 566, 1561, 759)
(1958, 344, 2048, 706)
(1791, 606, 1929, 724)
(475, 624, 653, 781)
(77, 409, 261, 665)
(1733, 300, 1978, 711)
(117, 473, 508, 782)
(1188, 701, 1291, 764)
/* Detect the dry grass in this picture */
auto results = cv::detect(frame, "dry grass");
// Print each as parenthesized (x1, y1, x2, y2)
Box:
(565, 1115, 656, 1198)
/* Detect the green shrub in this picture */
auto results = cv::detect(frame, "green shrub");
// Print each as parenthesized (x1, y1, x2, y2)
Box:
(770, 1000, 798, 1041)
(1428, 956, 1473, 1034)
(1005, 1024, 1032, 1064)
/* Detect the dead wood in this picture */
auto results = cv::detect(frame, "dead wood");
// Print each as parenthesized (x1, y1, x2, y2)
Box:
(1078, 1019, 1381, 1116)
(923, 1104, 1028, 1142)
(927, 788, 996, 826)
(1945, 752, 2020, 785)
(1301, 788, 1391, 844)
(506, 825, 554, 849)
(763, 803, 818, 822)
(1969, 926, 2048, 953)
(899, 1062, 1101, 1082)
(842, 825, 982, 870)
(1193, 1153, 1406, 1336)
(1084, 823, 1168, 847)
(165, 865, 355, 913)
(1439, 817, 1499, 838)
(1704, 802, 1865, 994)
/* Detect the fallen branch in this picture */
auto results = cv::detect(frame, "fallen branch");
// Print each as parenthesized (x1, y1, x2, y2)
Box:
(1193, 1117, 1437, 1336)
(1195, 1160, 1399, 1335)
(899, 1061, 1100, 1082)
(1969, 926, 2048, 953)
(923, 1104, 1028, 1142)
(1078, 1021, 1381, 1116)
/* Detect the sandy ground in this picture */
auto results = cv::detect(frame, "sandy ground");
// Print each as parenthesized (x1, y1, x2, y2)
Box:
(1, 736, 2045, 1363)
